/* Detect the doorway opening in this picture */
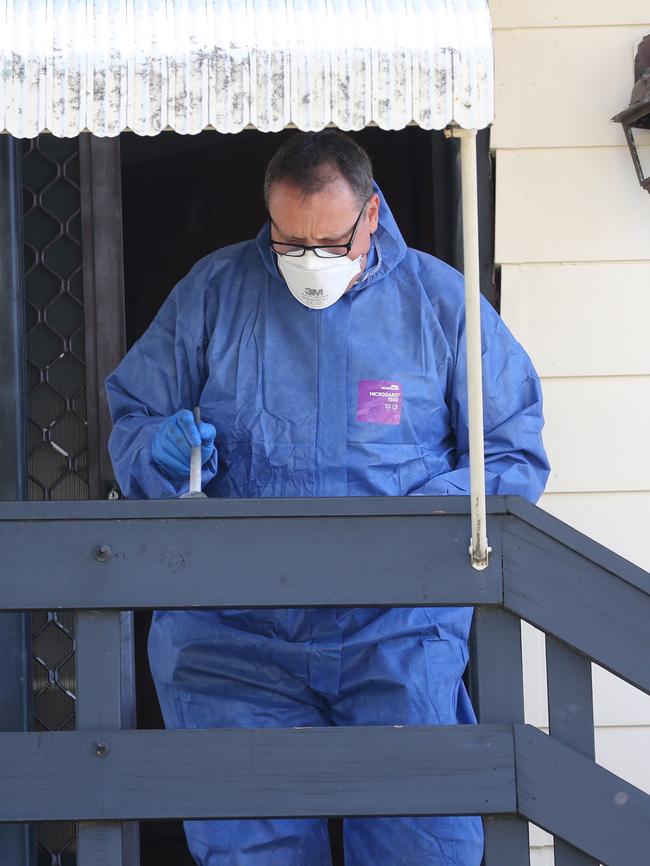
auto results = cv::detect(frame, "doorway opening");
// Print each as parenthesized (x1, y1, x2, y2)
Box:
(120, 126, 462, 346)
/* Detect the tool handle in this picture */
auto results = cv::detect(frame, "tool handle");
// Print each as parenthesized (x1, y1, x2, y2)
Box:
(189, 406, 202, 495)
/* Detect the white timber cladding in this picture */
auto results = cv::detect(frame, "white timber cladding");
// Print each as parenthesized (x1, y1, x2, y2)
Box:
(0, 0, 495, 138)
(491, 0, 650, 29)
(540, 377, 650, 493)
(491, 4, 650, 859)
(501, 264, 650, 377)
(530, 851, 553, 866)
(495, 147, 650, 263)
(493, 25, 650, 149)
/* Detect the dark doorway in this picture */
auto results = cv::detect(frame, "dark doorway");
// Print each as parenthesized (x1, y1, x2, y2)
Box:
(120, 126, 463, 347)
(119, 125, 461, 866)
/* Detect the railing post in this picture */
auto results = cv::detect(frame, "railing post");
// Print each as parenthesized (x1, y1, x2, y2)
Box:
(76, 611, 125, 866)
(78, 132, 140, 865)
(0, 134, 35, 866)
(470, 607, 530, 866)
(546, 635, 598, 866)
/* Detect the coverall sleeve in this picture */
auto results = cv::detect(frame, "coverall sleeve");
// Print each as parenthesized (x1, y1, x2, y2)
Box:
(413, 295, 550, 504)
(105, 285, 217, 500)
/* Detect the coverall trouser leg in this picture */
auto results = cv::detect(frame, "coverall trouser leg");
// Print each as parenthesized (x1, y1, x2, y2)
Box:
(148, 608, 483, 866)
(332, 628, 483, 866)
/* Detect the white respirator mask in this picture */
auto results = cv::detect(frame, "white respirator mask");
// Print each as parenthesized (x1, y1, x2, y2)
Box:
(277, 250, 363, 310)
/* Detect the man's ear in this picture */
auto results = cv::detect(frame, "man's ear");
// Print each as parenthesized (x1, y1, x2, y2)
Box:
(367, 193, 380, 233)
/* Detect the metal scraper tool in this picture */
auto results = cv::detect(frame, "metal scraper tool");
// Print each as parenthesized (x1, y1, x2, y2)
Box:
(180, 406, 208, 499)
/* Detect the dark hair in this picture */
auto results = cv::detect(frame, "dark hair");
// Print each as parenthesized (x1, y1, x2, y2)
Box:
(264, 130, 374, 208)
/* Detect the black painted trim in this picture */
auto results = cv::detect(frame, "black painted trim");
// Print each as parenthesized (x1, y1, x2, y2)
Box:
(79, 134, 127, 502)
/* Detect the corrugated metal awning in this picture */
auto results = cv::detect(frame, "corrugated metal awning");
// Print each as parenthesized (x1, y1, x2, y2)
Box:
(1, 0, 494, 138)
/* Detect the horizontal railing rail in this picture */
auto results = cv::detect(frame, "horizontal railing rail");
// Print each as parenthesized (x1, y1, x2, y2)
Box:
(1, 495, 649, 866)
(1, 496, 648, 694)
(1, 724, 647, 866)
(1, 725, 518, 821)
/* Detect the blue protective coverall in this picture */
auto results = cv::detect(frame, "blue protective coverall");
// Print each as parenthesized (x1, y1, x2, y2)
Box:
(106, 185, 550, 866)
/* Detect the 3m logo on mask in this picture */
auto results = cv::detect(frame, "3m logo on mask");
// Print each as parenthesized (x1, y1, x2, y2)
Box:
(277, 250, 362, 309)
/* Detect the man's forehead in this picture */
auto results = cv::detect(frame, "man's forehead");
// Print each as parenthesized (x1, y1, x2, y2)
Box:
(268, 175, 358, 212)
(268, 178, 360, 237)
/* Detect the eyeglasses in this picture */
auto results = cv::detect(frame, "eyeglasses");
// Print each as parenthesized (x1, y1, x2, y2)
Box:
(269, 200, 368, 258)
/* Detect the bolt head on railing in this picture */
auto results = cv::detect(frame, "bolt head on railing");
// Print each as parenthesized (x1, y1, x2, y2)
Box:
(94, 544, 112, 562)
(93, 741, 109, 757)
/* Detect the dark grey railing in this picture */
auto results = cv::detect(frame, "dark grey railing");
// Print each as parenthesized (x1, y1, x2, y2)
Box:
(1, 495, 649, 866)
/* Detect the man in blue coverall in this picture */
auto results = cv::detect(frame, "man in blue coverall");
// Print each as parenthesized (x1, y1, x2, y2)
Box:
(106, 130, 549, 866)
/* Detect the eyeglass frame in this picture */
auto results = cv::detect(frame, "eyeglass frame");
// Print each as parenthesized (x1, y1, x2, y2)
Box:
(268, 198, 370, 258)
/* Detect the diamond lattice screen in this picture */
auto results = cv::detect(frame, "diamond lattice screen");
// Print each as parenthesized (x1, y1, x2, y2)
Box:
(23, 135, 85, 866)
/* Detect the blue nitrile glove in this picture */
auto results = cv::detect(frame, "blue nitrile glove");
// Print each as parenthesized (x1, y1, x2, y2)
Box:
(151, 409, 216, 478)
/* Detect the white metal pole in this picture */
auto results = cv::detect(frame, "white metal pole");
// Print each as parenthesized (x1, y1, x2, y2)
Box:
(454, 128, 490, 570)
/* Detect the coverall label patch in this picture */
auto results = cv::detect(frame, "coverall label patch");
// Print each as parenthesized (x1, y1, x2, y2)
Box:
(357, 380, 402, 425)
